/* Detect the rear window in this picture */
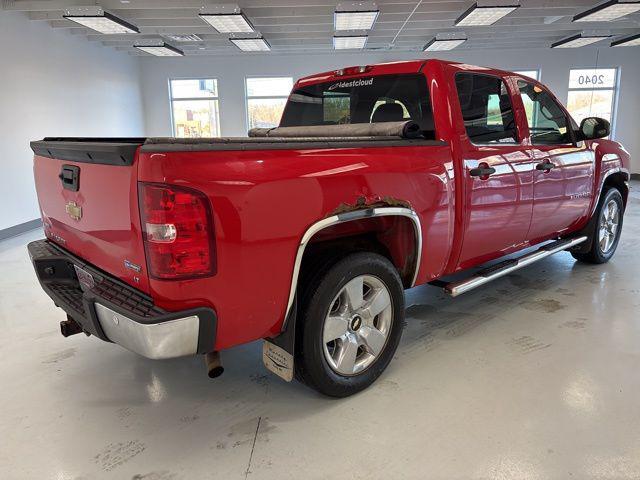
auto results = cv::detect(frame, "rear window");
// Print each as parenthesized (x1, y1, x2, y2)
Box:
(279, 74, 435, 137)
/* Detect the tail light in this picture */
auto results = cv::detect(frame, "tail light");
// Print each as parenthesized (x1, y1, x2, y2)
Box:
(138, 183, 216, 280)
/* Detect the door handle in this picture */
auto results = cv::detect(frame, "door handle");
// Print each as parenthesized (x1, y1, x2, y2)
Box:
(469, 165, 496, 178)
(536, 161, 555, 172)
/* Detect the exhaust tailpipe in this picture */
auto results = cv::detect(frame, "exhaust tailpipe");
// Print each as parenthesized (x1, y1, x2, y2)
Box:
(60, 317, 83, 337)
(204, 351, 224, 378)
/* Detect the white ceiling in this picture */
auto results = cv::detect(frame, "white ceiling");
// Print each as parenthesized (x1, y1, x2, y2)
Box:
(2, 0, 640, 55)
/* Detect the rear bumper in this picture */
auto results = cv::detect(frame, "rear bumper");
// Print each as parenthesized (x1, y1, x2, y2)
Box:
(28, 239, 217, 359)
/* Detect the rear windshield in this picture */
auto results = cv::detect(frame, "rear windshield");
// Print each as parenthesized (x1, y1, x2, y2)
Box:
(279, 74, 434, 137)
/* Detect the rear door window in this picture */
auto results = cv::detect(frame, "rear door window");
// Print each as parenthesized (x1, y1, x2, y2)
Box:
(455, 73, 518, 144)
(280, 74, 434, 137)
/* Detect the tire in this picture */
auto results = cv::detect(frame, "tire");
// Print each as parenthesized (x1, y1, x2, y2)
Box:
(295, 252, 404, 397)
(572, 187, 624, 264)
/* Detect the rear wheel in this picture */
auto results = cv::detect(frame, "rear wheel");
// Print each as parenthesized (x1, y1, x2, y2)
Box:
(296, 252, 404, 397)
(572, 187, 624, 264)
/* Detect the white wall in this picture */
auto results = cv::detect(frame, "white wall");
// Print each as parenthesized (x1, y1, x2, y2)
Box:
(139, 47, 640, 173)
(0, 12, 145, 231)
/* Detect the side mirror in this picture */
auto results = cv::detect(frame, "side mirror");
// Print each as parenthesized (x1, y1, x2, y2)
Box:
(579, 117, 610, 140)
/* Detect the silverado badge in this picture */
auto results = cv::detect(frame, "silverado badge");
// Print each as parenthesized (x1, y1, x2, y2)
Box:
(65, 201, 82, 221)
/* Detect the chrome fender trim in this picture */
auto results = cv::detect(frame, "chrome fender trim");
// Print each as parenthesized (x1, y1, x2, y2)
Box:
(283, 207, 422, 324)
(590, 165, 630, 218)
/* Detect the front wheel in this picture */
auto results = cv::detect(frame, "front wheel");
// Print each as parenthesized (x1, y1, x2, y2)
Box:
(572, 187, 624, 264)
(296, 252, 405, 397)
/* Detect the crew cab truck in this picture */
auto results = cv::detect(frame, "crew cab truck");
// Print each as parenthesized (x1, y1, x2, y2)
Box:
(29, 60, 630, 397)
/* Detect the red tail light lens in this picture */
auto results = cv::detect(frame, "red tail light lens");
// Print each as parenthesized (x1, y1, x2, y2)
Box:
(139, 183, 216, 280)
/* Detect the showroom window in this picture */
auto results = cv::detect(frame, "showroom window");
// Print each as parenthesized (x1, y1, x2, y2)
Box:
(169, 79, 221, 138)
(514, 70, 540, 81)
(246, 77, 294, 129)
(566, 68, 618, 134)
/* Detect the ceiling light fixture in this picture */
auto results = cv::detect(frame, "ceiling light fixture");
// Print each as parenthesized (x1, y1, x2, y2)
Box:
(63, 7, 138, 34)
(333, 35, 368, 49)
(424, 37, 467, 51)
(199, 12, 255, 33)
(455, 2, 520, 26)
(230, 37, 271, 51)
(135, 42, 184, 56)
(573, 0, 640, 22)
(611, 32, 640, 46)
(551, 33, 611, 48)
(334, 9, 380, 30)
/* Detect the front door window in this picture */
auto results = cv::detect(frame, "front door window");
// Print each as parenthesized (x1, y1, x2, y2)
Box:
(517, 81, 572, 145)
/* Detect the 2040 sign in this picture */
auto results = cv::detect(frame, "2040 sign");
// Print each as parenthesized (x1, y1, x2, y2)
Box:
(577, 74, 606, 86)
(569, 69, 617, 89)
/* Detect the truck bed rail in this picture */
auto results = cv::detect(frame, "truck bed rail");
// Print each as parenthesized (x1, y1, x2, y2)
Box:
(31, 123, 447, 161)
(30, 138, 145, 166)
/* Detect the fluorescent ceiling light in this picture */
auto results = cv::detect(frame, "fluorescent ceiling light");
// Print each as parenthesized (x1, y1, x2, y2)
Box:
(333, 35, 368, 49)
(611, 32, 640, 46)
(230, 37, 271, 51)
(573, 1, 640, 22)
(135, 43, 184, 56)
(334, 10, 380, 30)
(64, 10, 139, 34)
(551, 34, 611, 48)
(455, 3, 520, 26)
(200, 12, 255, 33)
(424, 38, 467, 51)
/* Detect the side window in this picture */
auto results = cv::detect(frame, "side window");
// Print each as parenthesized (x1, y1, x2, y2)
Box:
(455, 73, 518, 144)
(517, 81, 571, 145)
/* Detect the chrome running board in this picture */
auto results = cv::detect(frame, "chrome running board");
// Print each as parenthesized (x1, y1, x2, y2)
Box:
(443, 236, 588, 297)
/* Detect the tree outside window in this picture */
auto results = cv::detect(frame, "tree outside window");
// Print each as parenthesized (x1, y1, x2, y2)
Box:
(246, 77, 294, 130)
(170, 79, 221, 138)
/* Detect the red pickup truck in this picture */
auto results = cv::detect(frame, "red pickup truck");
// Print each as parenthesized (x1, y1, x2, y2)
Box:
(29, 59, 630, 397)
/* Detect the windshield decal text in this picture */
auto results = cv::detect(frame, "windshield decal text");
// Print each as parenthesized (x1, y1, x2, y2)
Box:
(327, 78, 374, 91)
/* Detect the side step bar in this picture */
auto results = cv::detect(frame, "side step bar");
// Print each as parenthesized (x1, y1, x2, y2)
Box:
(442, 236, 588, 297)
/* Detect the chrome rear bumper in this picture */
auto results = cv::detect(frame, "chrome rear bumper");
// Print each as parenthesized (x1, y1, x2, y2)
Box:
(94, 303, 201, 359)
(28, 239, 217, 359)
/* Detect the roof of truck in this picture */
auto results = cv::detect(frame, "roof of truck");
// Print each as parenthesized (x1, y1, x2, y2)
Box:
(295, 59, 523, 87)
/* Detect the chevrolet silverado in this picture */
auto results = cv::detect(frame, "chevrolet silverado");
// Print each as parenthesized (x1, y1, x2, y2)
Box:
(29, 60, 630, 397)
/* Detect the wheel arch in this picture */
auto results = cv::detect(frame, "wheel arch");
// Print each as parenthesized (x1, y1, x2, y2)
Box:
(284, 207, 422, 325)
(573, 166, 629, 256)
(601, 168, 630, 210)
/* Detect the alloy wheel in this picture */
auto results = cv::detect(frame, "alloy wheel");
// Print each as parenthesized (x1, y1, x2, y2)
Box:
(599, 199, 620, 254)
(322, 275, 393, 376)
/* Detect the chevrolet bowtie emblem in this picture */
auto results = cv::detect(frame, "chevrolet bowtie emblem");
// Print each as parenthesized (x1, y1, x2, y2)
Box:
(65, 201, 82, 221)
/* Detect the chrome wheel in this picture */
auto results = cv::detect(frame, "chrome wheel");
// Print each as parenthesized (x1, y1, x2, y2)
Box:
(598, 199, 620, 254)
(322, 275, 393, 376)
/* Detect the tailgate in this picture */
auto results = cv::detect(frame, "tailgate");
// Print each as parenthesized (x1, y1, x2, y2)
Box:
(31, 138, 150, 293)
